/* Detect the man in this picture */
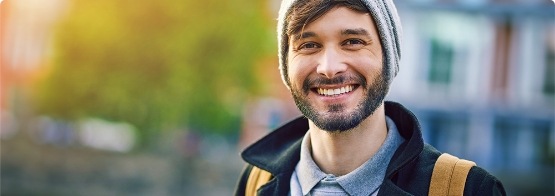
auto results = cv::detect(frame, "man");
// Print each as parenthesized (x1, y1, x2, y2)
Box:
(235, 0, 506, 195)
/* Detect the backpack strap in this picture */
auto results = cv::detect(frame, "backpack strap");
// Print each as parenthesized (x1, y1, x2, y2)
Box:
(245, 166, 272, 196)
(429, 153, 476, 196)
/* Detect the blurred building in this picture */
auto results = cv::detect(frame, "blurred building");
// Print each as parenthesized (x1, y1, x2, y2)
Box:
(387, 0, 554, 194)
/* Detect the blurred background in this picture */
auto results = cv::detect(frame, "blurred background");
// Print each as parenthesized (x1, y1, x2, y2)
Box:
(0, 0, 553, 195)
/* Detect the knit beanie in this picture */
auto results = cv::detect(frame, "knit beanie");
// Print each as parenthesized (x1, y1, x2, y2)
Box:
(277, 0, 402, 88)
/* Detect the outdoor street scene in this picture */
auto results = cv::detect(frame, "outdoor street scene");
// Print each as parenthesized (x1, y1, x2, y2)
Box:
(1, 0, 554, 195)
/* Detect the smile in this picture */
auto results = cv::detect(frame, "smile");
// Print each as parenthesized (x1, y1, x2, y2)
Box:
(316, 85, 355, 96)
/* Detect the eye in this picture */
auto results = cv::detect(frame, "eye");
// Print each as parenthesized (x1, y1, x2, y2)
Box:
(293, 41, 321, 54)
(299, 42, 320, 50)
(342, 39, 366, 46)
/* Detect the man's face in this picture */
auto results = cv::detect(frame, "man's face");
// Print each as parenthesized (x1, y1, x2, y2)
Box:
(287, 6, 388, 132)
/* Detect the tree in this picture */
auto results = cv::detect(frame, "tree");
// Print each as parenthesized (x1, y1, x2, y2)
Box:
(33, 0, 275, 146)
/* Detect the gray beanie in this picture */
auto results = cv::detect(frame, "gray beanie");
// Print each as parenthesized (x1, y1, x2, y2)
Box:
(277, 0, 402, 88)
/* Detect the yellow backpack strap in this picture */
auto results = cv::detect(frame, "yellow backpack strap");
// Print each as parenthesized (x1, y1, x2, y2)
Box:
(245, 166, 272, 196)
(429, 153, 476, 196)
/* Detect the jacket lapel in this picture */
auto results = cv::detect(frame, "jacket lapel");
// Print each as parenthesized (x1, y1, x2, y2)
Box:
(384, 101, 424, 177)
(241, 117, 307, 174)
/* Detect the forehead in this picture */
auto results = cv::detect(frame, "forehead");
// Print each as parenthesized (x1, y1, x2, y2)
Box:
(290, 7, 377, 40)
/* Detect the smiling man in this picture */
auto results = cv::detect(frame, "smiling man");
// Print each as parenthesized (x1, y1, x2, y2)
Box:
(235, 0, 505, 195)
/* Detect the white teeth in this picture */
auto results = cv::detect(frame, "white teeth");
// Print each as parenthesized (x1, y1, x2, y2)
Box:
(317, 85, 355, 96)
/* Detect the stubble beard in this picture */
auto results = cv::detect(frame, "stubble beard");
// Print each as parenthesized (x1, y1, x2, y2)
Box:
(291, 72, 389, 132)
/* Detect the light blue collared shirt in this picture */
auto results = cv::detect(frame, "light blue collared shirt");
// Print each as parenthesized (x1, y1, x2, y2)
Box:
(290, 116, 405, 196)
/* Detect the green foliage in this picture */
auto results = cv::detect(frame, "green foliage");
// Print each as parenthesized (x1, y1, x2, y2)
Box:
(34, 0, 275, 145)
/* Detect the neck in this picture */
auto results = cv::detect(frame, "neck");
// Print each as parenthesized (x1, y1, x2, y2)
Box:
(308, 104, 388, 176)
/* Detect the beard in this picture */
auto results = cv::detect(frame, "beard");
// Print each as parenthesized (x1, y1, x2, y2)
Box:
(291, 71, 389, 132)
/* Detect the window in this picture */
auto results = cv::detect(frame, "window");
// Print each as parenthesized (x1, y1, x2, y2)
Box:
(493, 117, 521, 169)
(493, 117, 552, 169)
(428, 39, 454, 85)
(542, 46, 554, 96)
(424, 112, 469, 156)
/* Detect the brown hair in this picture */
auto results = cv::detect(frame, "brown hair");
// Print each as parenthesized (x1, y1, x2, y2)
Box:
(285, 0, 370, 37)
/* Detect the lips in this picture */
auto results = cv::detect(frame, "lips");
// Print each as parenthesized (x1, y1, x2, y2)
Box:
(304, 74, 365, 97)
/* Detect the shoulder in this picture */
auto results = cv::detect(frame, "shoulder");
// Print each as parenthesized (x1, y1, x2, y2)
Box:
(464, 166, 506, 195)
(419, 144, 506, 195)
(419, 144, 506, 196)
(396, 144, 506, 195)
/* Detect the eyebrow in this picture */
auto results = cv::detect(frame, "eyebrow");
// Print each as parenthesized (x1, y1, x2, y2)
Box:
(290, 28, 372, 42)
(341, 28, 371, 37)
(291, 31, 317, 42)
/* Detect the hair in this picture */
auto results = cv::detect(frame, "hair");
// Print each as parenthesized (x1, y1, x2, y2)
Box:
(285, 0, 370, 36)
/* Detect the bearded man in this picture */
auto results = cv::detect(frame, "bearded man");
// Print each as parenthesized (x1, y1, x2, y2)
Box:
(235, 0, 506, 195)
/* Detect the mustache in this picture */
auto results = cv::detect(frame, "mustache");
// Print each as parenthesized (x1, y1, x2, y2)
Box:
(302, 74, 367, 93)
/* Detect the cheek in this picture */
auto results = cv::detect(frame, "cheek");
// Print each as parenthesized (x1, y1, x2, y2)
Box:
(358, 45, 383, 70)
(349, 53, 382, 76)
(369, 43, 384, 65)
(287, 56, 315, 85)
(363, 43, 383, 61)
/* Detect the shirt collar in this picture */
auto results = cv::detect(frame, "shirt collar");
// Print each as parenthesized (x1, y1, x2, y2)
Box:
(296, 129, 327, 195)
(295, 116, 405, 196)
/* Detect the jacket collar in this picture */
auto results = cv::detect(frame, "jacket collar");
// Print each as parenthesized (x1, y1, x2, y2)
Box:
(382, 101, 424, 178)
(241, 101, 424, 195)
(241, 116, 308, 174)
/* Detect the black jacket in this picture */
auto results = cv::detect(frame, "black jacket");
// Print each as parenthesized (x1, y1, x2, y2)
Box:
(235, 101, 506, 196)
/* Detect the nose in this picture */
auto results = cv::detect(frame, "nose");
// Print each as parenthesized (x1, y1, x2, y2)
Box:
(316, 47, 347, 79)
